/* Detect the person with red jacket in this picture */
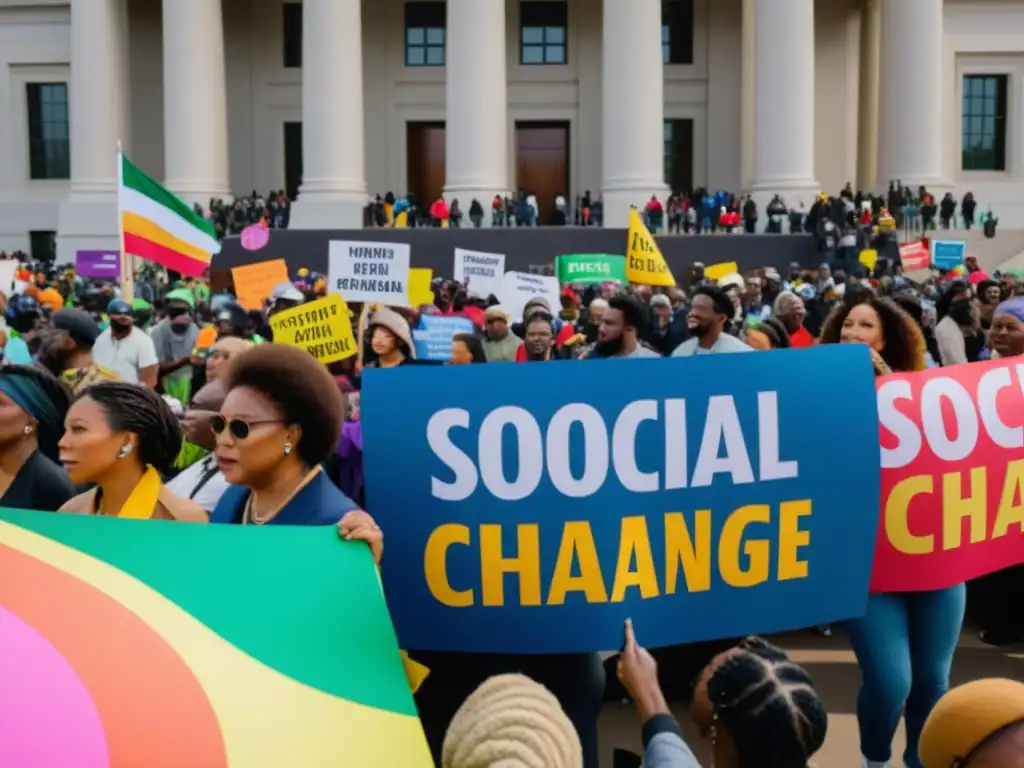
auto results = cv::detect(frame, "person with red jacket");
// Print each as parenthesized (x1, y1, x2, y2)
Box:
(429, 197, 449, 227)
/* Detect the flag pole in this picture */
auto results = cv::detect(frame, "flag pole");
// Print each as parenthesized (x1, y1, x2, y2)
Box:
(116, 142, 135, 303)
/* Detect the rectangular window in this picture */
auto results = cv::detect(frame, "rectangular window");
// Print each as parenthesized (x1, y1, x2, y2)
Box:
(29, 231, 56, 263)
(520, 1, 567, 65)
(26, 83, 69, 180)
(282, 2, 302, 68)
(406, 2, 446, 67)
(962, 74, 1008, 171)
(662, 0, 694, 65)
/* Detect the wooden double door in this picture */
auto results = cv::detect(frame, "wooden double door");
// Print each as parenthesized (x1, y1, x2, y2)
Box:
(515, 122, 569, 225)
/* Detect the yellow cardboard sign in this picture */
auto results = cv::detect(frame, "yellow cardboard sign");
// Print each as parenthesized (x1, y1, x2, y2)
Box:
(269, 293, 356, 365)
(407, 268, 435, 307)
(859, 248, 878, 271)
(626, 208, 676, 287)
(231, 259, 289, 310)
(705, 261, 739, 282)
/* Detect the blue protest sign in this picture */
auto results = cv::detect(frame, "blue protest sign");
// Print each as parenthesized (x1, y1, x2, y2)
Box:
(413, 315, 475, 362)
(362, 346, 881, 653)
(931, 240, 966, 271)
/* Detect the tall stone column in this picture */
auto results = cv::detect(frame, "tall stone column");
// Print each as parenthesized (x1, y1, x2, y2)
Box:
(56, 0, 131, 262)
(878, 0, 946, 191)
(740, 0, 756, 190)
(290, 0, 367, 230)
(747, 0, 819, 212)
(162, 0, 230, 206)
(444, 0, 508, 217)
(856, 0, 881, 192)
(601, 0, 669, 228)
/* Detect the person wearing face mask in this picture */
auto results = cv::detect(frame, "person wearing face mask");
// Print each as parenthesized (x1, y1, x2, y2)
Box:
(672, 286, 753, 356)
(150, 288, 201, 404)
(934, 281, 977, 366)
(90, 300, 159, 388)
(820, 297, 958, 768)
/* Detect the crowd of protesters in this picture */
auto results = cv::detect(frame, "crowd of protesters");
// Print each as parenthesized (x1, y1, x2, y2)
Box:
(0, 221, 1022, 768)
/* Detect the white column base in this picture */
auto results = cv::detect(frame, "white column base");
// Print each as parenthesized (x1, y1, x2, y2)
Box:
(289, 194, 366, 230)
(602, 186, 671, 229)
(56, 195, 121, 264)
(747, 180, 820, 225)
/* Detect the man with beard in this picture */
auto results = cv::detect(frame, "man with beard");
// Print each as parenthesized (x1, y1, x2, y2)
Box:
(91, 300, 159, 387)
(586, 295, 659, 359)
(38, 308, 119, 394)
(149, 287, 201, 403)
(672, 285, 753, 356)
(772, 290, 814, 348)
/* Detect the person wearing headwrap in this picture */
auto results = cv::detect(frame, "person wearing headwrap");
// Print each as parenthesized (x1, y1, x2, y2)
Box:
(988, 297, 1024, 359)
(364, 307, 416, 368)
(442, 675, 582, 768)
(919, 678, 1024, 767)
(0, 365, 75, 510)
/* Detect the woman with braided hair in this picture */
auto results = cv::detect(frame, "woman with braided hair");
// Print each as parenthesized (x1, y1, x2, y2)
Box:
(57, 382, 206, 521)
(617, 620, 825, 767)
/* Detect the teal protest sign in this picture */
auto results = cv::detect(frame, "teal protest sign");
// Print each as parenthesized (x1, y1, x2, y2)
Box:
(555, 254, 627, 286)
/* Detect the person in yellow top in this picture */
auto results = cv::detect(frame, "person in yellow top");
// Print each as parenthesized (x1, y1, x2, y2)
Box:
(57, 382, 206, 521)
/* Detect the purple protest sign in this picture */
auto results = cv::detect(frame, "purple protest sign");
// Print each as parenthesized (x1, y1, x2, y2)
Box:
(240, 225, 270, 251)
(76, 250, 121, 279)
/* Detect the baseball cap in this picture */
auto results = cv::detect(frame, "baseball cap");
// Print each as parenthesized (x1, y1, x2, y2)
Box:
(107, 299, 132, 316)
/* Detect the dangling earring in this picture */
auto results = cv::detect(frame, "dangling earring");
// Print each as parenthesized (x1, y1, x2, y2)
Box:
(117, 444, 132, 460)
(283, 443, 292, 456)
(23, 425, 32, 435)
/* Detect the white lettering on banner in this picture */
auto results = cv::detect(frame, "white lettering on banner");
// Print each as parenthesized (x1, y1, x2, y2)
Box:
(426, 392, 798, 502)
(328, 240, 411, 305)
(878, 363, 1024, 470)
(453, 248, 506, 299)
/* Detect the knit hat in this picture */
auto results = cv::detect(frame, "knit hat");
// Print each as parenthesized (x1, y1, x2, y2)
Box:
(919, 678, 1024, 767)
(484, 305, 509, 323)
(442, 674, 582, 768)
(368, 306, 416, 359)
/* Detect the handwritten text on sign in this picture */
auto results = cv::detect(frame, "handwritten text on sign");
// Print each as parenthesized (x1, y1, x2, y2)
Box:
(453, 248, 505, 300)
(269, 293, 357, 365)
(329, 240, 411, 305)
(363, 346, 880, 653)
(872, 357, 1024, 592)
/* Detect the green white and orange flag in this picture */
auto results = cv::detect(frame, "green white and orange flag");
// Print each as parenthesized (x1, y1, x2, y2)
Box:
(0, 508, 433, 767)
(118, 153, 221, 276)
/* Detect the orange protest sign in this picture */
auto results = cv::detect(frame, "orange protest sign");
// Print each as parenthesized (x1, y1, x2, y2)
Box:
(231, 259, 289, 310)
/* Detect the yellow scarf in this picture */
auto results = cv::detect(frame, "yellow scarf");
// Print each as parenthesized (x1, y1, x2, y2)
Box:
(113, 466, 163, 519)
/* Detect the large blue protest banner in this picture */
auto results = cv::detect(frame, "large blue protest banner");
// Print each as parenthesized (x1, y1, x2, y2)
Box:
(362, 346, 881, 653)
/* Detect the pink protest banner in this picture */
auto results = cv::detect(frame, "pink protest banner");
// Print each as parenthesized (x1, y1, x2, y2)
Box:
(871, 357, 1024, 592)
(899, 239, 930, 271)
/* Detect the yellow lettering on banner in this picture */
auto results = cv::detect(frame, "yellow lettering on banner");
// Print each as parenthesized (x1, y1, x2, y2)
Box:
(547, 522, 608, 605)
(426, 503, 814, 608)
(704, 262, 739, 283)
(664, 510, 712, 594)
(719, 505, 771, 587)
(626, 208, 676, 287)
(480, 523, 542, 607)
(942, 468, 987, 550)
(268, 293, 357, 365)
(407, 268, 435, 308)
(777, 500, 812, 581)
(885, 475, 934, 554)
(610, 516, 659, 602)
(231, 258, 290, 310)
(424, 524, 474, 607)
(993, 459, 1024, 538)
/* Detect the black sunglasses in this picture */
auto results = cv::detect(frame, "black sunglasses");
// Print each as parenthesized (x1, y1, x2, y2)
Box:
(210, 415, 284, 440)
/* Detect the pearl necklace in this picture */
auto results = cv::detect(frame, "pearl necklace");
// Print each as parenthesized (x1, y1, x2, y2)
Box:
(242, 467, 321, 525)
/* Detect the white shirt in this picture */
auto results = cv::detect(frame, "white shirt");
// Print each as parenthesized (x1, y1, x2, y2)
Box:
(166, 455, 231, 513)
(91, 326, 159, 383)
(672, 333, 754, 357)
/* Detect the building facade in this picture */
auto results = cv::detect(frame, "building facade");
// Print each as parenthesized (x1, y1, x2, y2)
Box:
(0, 0, 1022, 262)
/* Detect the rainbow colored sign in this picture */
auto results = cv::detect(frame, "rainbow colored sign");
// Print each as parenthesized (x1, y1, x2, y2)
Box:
(0, 508, 432, 767)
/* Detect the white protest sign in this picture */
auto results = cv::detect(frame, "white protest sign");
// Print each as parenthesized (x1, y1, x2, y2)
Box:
(499, 271, 561, 322)
(453, 248, 506, 300)
(0, 262, 17, 297)
(329, 240, 411, 305)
